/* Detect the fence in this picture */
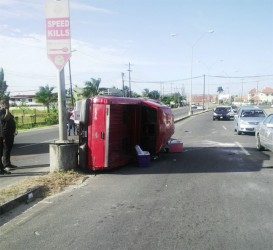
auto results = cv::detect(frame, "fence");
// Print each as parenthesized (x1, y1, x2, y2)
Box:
(11, 109, 58, 129)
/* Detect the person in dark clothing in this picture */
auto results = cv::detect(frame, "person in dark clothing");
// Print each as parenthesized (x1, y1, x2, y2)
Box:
(66, 108, 75, 136)
(0, 101, 11, 174)
(3, 113, 17, 169)
(0, 100, 16, 174)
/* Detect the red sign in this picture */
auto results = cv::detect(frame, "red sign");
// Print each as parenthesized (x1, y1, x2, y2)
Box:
(45, 0, 71, 71)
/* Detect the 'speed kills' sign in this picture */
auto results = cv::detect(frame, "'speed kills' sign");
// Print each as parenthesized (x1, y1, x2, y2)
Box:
(45, 0, 71, 71)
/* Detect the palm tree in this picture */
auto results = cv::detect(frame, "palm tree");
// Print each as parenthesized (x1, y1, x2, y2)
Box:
(217, 86, 224, 95)
(0, 68, 9, 101)
(217, 86, 224, 104)
(35, 85, 57, 113)
(82, 78, 101, 98)
(142, 89, 149, 97)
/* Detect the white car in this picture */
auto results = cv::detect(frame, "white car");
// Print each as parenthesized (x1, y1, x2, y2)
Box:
(234, 107, 266, 135)
(256, 113, 273, 151)
(197, 105, 205, 110)
(191, 104, 197, 109)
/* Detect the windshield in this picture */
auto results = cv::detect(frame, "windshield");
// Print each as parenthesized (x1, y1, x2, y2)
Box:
(215, 107, 228, 112)
(240, 110, 265, 118)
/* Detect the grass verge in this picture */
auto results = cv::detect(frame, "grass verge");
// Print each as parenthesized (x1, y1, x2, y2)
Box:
(0, 171, 88, 206)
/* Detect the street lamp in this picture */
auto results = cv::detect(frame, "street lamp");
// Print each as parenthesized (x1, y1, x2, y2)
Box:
(189, 30, 214, 115)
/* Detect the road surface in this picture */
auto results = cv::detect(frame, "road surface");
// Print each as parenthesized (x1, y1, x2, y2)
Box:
(1, 111, 273, 249)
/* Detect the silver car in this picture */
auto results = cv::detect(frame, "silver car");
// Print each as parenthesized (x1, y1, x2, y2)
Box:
(234, 107, 266, 135)
(256, 113, 273, 151)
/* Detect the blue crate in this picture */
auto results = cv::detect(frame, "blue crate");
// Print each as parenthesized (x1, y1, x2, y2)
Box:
(137, 153, 150, 168)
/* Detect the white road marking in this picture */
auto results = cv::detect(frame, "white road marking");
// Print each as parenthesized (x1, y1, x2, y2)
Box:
(222, 126, 227, 130)
(235, 141, 250, 156)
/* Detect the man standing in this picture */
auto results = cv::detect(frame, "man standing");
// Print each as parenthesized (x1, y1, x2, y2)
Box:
(1, 100, 17, 173)
(0, 100, 12, 174)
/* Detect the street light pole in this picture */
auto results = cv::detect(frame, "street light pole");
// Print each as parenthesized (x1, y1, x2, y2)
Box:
(68, 49, 77, 107)
(68, 60, 73, 106)
(189, 30, 214, 115)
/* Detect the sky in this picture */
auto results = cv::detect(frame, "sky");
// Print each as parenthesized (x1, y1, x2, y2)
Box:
(0, 0, 272, 98)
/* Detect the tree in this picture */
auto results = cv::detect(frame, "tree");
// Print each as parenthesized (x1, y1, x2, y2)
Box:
(35, 85, 57, 113)
(148, 90, 160, 100)
(217, 86, 224, 104)
(0, 68, 9, 101)
(82, 78, 101, 98)
(142, 89, 149, 97)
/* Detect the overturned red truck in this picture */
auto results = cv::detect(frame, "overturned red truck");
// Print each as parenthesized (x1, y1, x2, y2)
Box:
(77, 96, 174, 172)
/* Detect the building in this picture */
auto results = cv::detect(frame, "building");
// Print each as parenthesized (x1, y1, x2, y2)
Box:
(9, 94, 37, 106)
(248, 87, 273, 104)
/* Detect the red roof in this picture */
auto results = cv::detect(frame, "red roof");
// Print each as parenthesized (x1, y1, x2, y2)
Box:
(249, 88, 257, 94)
(262, 87, 273, 94)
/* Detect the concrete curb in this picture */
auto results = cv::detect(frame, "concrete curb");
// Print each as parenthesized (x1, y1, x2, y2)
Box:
(0, 186, 43, 215)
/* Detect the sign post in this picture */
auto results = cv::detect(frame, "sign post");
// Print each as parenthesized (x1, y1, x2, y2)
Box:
(46, 0, 78, 172)
(45, 0, 71, 142)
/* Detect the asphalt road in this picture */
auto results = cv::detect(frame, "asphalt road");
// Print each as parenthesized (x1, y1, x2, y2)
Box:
(1, 111, 273, 249)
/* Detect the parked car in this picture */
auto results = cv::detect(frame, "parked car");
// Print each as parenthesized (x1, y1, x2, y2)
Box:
(234, 107, 266, 135)
(255, 113, 273, 151)
(213, 106, 233, 120)
(191, 104, 197, 109)
(197, 105, 205, 110)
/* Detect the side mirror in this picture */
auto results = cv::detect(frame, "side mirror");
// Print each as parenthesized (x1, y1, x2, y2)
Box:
(266, 123, 273, 128)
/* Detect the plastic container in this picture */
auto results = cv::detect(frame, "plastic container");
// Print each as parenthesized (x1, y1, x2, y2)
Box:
(168, 140, 183, 153)
(137, 152, 151, 167)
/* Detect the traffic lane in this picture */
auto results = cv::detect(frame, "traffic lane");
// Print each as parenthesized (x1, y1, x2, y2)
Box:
(171, 106, 189, 118)
(13, 126, 57, 154)
(174, 111, 273, 171)
(171, 106, 200, 119)
(1, 113, 273, 249)
(12, 126, 75, 156)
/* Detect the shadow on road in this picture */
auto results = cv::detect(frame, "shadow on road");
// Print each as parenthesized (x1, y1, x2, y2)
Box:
(12, 143, 52, 156)
(98, 146, 273, 175)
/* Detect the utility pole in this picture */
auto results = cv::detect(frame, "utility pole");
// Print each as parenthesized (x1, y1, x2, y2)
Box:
(241, 79, 244, 104)
(257, 81, 259, 106)
(128, 62, 132, 97)
(203, 74, 205, 109)
(121, 72, 125, 97)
